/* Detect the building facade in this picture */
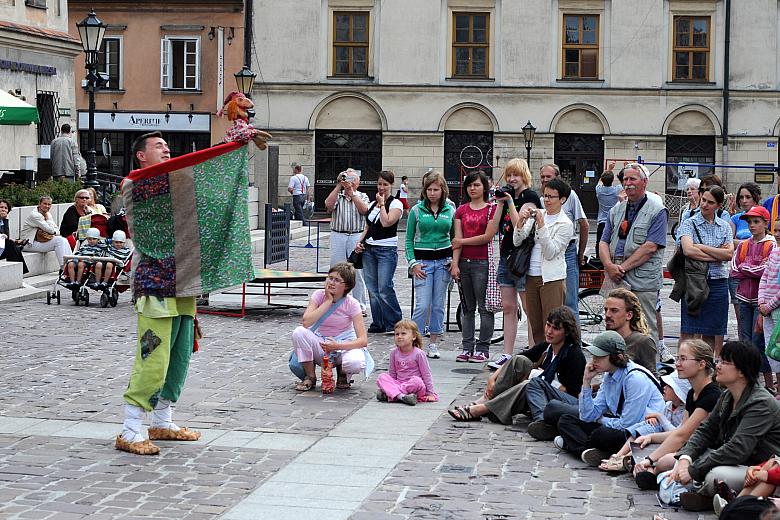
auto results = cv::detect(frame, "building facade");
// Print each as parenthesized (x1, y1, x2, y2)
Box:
(68, 0, 246, 177)
(254, 0, 780, 214)
(0, 0, 81, 176)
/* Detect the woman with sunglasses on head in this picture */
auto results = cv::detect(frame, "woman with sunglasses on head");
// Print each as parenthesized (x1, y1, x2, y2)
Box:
(512, 177, 573, 346)
(288, 262, 372, 392)
(666, 341, 780, 512)
(678, 185, 734, 358)
(59, 188, 94, 250)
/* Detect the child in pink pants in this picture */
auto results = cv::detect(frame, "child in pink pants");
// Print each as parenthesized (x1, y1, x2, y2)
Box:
(377, 320, 438, 406)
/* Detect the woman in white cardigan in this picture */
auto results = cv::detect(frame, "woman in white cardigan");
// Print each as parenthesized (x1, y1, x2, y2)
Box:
(514, 177, 574, 345)
(20, 195, 71, 267)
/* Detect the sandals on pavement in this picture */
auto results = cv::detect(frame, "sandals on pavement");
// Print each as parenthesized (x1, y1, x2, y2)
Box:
(114, 435, 160, 455)
(147, 426, 201, 441)
(448, 405, 482, 422)
(295, 376, 317, 391)
(336, 372, 352, 390)
(598, 454, 628, 473)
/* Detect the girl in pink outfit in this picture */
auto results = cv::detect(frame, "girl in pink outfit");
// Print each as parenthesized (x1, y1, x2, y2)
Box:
(376, 320, 438, 406)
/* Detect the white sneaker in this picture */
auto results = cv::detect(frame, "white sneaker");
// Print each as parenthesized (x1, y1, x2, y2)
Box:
(658, 342, 675, 364)
(553, 436, 565, 450)
(487, 353, 512, 370)
(426, 343, 440, 359)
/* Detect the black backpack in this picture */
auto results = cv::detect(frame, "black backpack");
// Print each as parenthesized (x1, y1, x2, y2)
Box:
(720, 496, 777, 520)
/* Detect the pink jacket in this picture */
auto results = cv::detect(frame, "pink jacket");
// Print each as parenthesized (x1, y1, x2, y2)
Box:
(758, 248, 780, 311)
(732, 236, 775, 303)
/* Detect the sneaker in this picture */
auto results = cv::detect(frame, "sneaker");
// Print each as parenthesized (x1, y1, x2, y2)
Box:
(426, 343, 440, 359)
(487, 353, 512, 370)
(376, 389, 388, 402)
(399, 393, 417, 406)
(658, 343, 675, 364)
(713, 495, 728, 517)
(469, 352, 488, 363)
(455, 351, 471, 362)
(581, 448, 610, 467)
(527, 420, 558, 441)
(553, 436, 565, 449)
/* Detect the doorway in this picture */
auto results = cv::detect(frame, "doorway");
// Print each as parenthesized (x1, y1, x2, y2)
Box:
(554, 134, 604, 218)
(314, 130, 382, 211)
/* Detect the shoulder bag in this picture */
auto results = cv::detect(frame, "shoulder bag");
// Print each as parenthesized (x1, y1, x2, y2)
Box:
(507, 222, 535, 278)
(35, 229, 54, 243)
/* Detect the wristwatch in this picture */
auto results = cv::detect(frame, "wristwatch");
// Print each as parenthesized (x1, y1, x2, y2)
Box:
(644, 456, 655, 467)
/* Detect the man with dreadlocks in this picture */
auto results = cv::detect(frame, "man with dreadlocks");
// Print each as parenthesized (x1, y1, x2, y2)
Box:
(604, 288, 658, 377)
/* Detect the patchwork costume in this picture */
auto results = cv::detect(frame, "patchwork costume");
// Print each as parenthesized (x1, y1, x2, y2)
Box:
(117, 141, 255, 454)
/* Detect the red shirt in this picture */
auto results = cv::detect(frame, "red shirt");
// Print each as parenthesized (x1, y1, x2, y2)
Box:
(455, 203, 492, 260)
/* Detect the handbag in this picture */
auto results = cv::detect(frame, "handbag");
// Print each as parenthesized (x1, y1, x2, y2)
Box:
(347, 247, 364, 269)
(35, 229, 54, 243)
(485, 204, 502, 313)
(303, 200, 314, 220)
(507, 222, 535, 278)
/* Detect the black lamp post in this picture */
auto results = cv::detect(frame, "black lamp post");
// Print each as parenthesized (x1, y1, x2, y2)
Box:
(234, 65, 256, 97)
(76, 9, 107, 189)
(522, 120, 536, 169)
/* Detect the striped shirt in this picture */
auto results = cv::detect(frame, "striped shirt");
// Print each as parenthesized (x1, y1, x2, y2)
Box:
(331, 191, 369, 233)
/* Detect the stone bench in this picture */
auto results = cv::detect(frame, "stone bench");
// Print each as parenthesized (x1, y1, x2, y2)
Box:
(0, 260, 23, 291)
(23, 251, 59, 277)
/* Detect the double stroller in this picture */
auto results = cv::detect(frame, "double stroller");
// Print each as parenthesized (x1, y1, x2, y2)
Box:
(47, 213, 133, 307)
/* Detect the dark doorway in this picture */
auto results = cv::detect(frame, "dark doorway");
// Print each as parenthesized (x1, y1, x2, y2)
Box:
(444, 131, 493, 206)
(314, 130, 382, 211)
(665, 135, 715, 194)
(554, 133, 604, 218)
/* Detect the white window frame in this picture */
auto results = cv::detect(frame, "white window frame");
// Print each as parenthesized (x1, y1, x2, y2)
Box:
(160, 35, 200, 90)
(100, 36, 123, 90)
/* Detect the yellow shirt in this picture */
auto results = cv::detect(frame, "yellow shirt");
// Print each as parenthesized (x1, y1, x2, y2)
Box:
(135, 296, 196, 318)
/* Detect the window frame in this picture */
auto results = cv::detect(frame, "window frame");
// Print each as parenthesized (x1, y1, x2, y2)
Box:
(331, 11, 370, 78)
(672, 15, 710, 82)
(25, 0, 46, 8)
(451, 12, 491, 79)
(160, 35, 201, 91)
(561, 14, 600, 80)
(98, 36, 123, 91)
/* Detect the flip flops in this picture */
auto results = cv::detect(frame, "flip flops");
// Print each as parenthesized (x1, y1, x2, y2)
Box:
(447, 405, 482, 422)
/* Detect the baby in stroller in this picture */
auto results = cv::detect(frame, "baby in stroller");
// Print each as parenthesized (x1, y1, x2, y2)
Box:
(93, 230, 131, 291)
(65, 227, 105, 289)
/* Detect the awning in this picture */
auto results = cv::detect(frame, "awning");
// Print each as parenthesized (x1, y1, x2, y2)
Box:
(0, 89, 39, 125)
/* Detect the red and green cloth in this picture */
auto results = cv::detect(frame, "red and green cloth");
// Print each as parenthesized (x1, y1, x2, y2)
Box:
(122, 141, 254, 298)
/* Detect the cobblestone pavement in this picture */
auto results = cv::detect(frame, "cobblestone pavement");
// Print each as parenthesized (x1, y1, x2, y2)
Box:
(0, 228, 724, 519)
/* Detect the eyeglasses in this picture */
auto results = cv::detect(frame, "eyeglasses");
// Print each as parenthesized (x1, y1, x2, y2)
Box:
(326, 277, 345, 284)
(714, 359, 735, 366)
(77, 196, 90, 199)
(676, 356, 699, 364)
(543, 194, 560, 200)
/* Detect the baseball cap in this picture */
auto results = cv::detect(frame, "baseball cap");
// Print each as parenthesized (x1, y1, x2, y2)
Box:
(585, 331, 626, 357)
(740, 206, 770, 222)
(85, 228, 100, 239)
(112, 230, 126, 242)
(660, 371, 692, 403)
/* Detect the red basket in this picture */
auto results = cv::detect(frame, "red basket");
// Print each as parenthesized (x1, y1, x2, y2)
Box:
(579, 269, 605, 289)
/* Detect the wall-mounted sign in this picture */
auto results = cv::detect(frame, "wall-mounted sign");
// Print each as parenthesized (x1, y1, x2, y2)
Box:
(768, 142, 777, 149)
(77, 111, 210, 132)
(755, 163, 776, 184)
(0, 59, 56, 76)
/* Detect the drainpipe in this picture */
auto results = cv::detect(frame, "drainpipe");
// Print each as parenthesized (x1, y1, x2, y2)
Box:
(722, 0, 731, 185)
(244, 0, 253, 68)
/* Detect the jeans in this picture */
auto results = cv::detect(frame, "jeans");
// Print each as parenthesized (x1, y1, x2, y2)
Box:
(363, 244, 403, 331)
(459, 258, 493, 354)
(564, 241, 580, 323)
(292, 194, 306, 221)
(330, 231, 368, 310)
(740, 301, 771, 373)
(412, 258, 452, 336)
(525, 377, 578, 422)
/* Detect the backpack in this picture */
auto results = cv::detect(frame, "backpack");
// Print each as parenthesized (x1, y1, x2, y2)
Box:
(616, 367, 663, 415)
(736, 239, 773, 264)
(719, 495, 777, 520)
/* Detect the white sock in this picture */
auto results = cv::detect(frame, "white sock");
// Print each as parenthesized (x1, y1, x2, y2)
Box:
(122, 404, 147, 443)
(150, 399, 180, 430)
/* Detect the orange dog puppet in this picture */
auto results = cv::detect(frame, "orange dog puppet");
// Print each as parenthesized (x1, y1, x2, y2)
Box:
(217, 91, 272, 150)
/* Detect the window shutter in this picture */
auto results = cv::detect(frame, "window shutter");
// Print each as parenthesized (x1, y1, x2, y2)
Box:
(160, 38, 170, 89)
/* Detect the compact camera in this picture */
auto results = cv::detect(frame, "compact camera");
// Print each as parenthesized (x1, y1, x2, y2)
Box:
(529, 209, 538, 218)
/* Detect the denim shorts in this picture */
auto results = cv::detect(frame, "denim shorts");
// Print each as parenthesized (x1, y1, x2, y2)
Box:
(496, 255, 526, 291)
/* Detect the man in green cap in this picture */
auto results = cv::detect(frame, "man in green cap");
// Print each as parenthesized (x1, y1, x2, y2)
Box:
(552, 330, 665, 467)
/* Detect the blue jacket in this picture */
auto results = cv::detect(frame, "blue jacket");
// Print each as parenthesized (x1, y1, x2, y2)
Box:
(579, 361, 665, 430)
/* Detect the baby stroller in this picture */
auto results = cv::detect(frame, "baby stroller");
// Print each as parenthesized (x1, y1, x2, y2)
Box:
(50, 252, 103, 306)
(96, 244, 134, 308)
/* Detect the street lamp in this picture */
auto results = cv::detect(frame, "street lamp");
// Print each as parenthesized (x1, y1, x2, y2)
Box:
(76, 9, 107, 189)
(522, 120, 536, 170)
(234, 66, 256, 97)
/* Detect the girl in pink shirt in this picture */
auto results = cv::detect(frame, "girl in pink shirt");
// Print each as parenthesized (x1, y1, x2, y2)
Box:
(376, 320, 438, 405)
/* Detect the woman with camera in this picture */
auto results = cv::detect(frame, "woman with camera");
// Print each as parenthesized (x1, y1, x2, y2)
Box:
(512, 177, 574, 346)
(489, 158, 542, 370)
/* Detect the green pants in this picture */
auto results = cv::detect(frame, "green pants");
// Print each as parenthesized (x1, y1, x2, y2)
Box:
(123, 314, 194, 411)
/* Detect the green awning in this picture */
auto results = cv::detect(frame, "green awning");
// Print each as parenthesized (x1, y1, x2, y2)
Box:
(0, 89, 39, 125)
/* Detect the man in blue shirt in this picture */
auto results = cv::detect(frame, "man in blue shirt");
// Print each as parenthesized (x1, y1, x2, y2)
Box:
(553, 330, 665, 466)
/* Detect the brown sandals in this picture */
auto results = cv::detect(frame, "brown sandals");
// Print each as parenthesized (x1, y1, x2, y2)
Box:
(115, 435, 160, 455)
(147, 426, 201, 441)
(295, 376, 317, 391)
(448, 405, 482, 422)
